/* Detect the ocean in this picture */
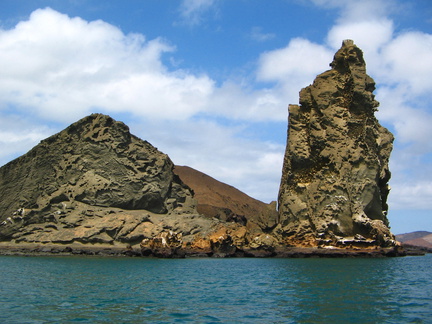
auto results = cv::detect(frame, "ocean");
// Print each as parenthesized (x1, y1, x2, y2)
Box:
(0, 254, 431, 323)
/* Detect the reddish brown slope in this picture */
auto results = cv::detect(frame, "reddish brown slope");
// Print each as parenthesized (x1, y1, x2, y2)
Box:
(174, 165, 277, 230)
(396, 231, 432, 249)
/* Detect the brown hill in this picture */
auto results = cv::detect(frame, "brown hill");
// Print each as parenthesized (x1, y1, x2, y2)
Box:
(396, 231, 432, 249)
(174, 165, 278, 230)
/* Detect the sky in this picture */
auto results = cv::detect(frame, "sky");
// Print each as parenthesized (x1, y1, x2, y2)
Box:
(0, 0, 431, 234)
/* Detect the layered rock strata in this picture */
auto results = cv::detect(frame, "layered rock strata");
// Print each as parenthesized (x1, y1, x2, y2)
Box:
(277, 40, 396, 248)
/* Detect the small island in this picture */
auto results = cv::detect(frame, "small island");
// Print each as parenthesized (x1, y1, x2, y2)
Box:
(0, 41, 418, 257)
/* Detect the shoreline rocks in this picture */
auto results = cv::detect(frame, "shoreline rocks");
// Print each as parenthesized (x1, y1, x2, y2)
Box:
(0, 241, 416, 258)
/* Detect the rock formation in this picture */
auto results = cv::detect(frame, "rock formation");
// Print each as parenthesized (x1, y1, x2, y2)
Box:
(0, 114, 200, 244)
(0, 113, 277, 256)
(277, 40, 396, 248)
(0, 114, 194, 216)
(0, 41, 404, 257)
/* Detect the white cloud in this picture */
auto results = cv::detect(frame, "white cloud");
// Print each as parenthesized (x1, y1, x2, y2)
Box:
(207, 81, 287, 121)
(377, 86, 432, 152)
(310, 0, 397, 23)
(0, 113, 53, 166)
(326, 19, 394, 54)
(128, 118, 285, 203)
(177, 0, 218, 26)
(257, 38, 333, 84)
(0, 8, 215, 122)
(251, 38, 333, 118)
(250, 27, 275, 42)
(390, 182, 432, 210)
(380, 31, 432, 94)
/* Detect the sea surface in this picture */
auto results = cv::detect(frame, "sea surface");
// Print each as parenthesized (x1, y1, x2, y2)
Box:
(0, 254, 431, 323)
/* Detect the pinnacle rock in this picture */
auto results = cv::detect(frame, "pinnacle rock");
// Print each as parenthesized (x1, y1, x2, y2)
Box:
(277, 40, 395, 248)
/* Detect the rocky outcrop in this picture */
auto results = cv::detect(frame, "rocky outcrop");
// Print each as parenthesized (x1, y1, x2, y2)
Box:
(0, 41, 405, 257)
(277, 40, 396, 248)
(0, 114, 204, 244)
(0, 113, 282, 257)
(0, 114, 194, 217)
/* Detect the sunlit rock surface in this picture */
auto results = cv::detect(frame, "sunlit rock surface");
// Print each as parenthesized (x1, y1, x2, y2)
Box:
(277, 40, 396, 248)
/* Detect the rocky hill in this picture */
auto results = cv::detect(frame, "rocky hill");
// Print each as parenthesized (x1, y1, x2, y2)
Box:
(396, 231, 432, 249)
(0, 114, 278, 257)
(277, 40, 396, 248)
(174, 165, 278, 230)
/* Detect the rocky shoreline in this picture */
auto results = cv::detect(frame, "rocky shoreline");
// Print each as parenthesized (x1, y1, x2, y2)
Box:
(0, 242, 424, 258)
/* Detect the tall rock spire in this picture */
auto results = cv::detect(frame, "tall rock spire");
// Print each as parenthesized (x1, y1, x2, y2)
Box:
(277, 40, 395, 248)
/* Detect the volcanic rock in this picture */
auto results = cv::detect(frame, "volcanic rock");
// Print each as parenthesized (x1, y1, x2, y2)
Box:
(0, 113, 280, 256)
(0, 114, 193, 216)
(0, 114, 207, 245)
(277, 40, 396, 248)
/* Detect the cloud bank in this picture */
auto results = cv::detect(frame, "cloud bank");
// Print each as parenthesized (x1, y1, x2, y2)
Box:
(0, 8, 214, 122)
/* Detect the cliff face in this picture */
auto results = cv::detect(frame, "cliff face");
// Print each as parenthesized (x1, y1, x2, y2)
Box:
(277, 40, 395, 248)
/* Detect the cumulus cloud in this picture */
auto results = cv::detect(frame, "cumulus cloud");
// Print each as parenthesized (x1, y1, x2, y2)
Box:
(390, 182, 432, 210)
(327, 19, 393, 54)
(252, 38, 333, 117)
(257, 38, 333, 84)
(380, 32, 432, 94)
(0, 8, 214, 122)
(311, 0, 397, 23)
(206, 81, 287, 121)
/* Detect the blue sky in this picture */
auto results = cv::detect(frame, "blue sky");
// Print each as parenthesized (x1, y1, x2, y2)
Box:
(0, 0, 431, 234)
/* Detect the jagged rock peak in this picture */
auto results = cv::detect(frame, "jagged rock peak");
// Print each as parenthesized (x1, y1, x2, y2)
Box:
(277, 40, 395, 248)
(0, 113, 196, 218)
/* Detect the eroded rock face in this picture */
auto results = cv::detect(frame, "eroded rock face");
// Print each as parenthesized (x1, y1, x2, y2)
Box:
(277, 40, 395, 248)
(0, 114, 281, 256)
(0, 114, 194, 217)
(0, 114, 199, 243)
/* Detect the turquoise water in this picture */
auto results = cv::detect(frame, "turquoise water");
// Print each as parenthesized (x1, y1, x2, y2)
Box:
(0, 255, 431, 323)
